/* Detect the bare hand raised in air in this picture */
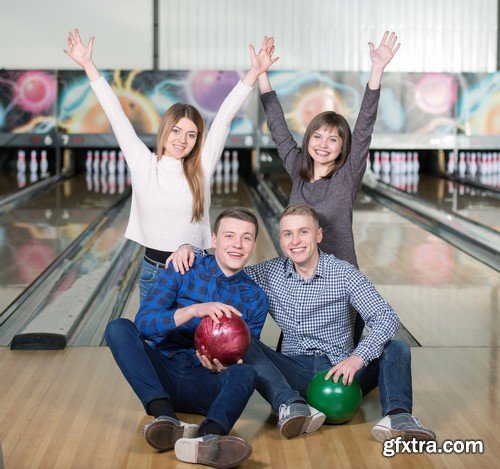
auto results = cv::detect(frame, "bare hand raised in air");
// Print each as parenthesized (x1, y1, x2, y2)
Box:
(249, 35, 279, 75)
(369, 31, 400, 71)
(63, 29, 95, 68)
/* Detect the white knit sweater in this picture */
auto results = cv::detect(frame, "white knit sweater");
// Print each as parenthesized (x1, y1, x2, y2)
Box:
(89, 76, 252, 252)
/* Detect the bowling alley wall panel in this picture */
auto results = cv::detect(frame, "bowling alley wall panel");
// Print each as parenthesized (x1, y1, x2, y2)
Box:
(0, 68, 498, 145)
(262, 71, 480, 137)
(57, 70, 256, 136)
(0, 70, 56, 133)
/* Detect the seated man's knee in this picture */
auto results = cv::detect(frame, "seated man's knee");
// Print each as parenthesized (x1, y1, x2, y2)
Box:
(104, 318, 135, 345)
(385, 340, 410, 360)
(226, 363, 257, 386)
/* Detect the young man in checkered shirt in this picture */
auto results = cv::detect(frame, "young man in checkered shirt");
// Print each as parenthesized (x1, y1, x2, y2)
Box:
(170, 203, 436, 443)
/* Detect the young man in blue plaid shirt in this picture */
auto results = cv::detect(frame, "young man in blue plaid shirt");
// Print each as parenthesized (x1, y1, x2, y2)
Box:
(105, 207, 269, 468)
(170, 203, 436, 443)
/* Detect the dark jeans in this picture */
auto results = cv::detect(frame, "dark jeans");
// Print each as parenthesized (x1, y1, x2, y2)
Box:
(244, 337, 412, 417)
(139, 257, 164, 307)
(105, 318, 257, 434)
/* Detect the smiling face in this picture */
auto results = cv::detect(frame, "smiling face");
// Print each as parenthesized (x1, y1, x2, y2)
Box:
(307, 125, 343, 171)
(164, 117, 199, 159)
(279, 213, 322, 270)
(212, 217, 257, 277)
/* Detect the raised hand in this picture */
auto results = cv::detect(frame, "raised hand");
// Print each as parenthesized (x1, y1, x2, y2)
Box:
(249, 35, 279, 76)
(368, 31, 400, 71)
(63, 29, 95, 68)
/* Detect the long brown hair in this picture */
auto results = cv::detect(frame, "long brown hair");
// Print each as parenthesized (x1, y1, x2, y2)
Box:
(299, 112, 352, 181)
(156, 103, 205, 222)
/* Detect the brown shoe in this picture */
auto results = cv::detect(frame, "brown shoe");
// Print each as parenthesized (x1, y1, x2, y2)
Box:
(142, 416, 199, 451)
(174, 435, 252, 468)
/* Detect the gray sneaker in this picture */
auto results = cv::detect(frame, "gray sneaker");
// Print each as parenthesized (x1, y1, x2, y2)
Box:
(174, 434, 252, 468)
(277, 403, 326, 439)
(372, 413, 436, 442)
(142, 415, 199, 451)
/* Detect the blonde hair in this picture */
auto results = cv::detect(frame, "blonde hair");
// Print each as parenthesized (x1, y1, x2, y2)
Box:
(156, 103, 205, 222)
(280, 203, 320, 228)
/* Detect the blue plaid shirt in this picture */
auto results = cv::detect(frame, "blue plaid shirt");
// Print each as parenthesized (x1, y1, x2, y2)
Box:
(135, 255, 269, 358)
(243, 250, 399, 366)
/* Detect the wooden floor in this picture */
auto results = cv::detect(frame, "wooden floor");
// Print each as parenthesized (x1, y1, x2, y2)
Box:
(0, 346, 498, 468)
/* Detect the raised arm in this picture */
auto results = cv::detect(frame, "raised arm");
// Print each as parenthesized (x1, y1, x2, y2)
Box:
(258, 38, 301, 177)
(368, 31, 401, 90)
(346, 31, 401, 187)
(202, 36, 278, 175)
(64, 29, 149, 168)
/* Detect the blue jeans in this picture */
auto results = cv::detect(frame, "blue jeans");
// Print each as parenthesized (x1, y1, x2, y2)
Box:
(139, 257, 163, 307)
(244, 338, 412, 417)
(105, 318, 257, 434)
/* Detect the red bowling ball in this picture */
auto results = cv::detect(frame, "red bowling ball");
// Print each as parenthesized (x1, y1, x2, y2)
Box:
(194, 315, 251, 366)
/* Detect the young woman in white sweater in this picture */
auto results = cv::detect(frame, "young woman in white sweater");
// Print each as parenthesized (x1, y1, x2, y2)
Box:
(64, 30, 277, 303)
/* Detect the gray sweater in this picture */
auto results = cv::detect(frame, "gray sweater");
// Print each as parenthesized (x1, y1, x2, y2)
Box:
(260, 86, 380, 268)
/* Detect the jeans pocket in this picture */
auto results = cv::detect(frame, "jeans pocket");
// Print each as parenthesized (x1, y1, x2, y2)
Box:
(139, 260, 159, 303)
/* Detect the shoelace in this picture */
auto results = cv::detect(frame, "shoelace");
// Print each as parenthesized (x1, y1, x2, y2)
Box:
(278, 404, 290, 420)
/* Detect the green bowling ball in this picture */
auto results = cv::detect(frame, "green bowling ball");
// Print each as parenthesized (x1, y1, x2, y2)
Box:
(306, 370, 362, 424)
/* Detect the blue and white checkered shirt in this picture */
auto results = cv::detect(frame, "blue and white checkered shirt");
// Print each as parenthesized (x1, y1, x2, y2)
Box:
(244, 250, 399, 366)
(135, 255, 269, 358)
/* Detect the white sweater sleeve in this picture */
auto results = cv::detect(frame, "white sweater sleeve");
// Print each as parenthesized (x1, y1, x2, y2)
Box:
(89, 76, 151, 170)
(202, 80, 253, 175)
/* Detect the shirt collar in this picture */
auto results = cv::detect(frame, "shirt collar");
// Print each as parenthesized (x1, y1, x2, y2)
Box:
(284, 249, 326, 281)
(207, 255, 246, 283)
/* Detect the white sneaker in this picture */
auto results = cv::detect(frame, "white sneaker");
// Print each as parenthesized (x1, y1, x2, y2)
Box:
(174, 434, 252, 468)
(372, 413, 436, 442)
(277, 403, 326, 439)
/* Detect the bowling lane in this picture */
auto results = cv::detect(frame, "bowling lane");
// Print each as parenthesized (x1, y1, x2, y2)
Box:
(267, 172, 499, 347)
(0, 172, 130, 313)
(379, 173, 500, 231)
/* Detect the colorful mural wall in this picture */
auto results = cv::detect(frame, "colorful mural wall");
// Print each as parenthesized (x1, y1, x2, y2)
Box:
(0, 69, 498, 139)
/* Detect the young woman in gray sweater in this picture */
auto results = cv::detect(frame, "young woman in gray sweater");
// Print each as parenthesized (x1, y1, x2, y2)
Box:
(258, 32, 400, 343)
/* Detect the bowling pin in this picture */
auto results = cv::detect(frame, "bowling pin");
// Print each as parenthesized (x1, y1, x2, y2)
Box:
(215, 160, 223, 195)
(381, 151, 390, 174)
(231, 150, 239, 175)
(40, 150, 49, 176)
(446, 151, 456, 175)
(458, 152, 466, 177)
(469, 152, 477, 177)
(100, 150, 108, 173)
(223, 150, 231, 177)
(117, 151, 125, 174)
(373, 151, 381, 176)
(29, 150, 38, 174)
(17, 150, 26, 173)
(93, 150, 100, 173)
(108, 150, 117, 174)
(86, 150, 93, 173)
